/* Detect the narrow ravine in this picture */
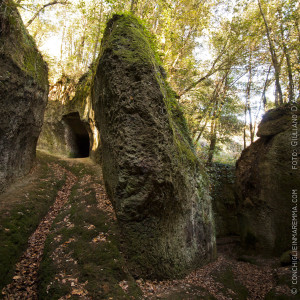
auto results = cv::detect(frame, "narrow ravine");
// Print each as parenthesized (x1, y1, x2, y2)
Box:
(0, 154, 295, 299)
(2, 164, 77, 299)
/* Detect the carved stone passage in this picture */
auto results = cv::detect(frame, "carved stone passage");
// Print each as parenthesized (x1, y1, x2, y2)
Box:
(236, 104, 300, 255)
(37, 73, 101, 161)
(92, 14, 216, 279)
(0, 0, 48, 192)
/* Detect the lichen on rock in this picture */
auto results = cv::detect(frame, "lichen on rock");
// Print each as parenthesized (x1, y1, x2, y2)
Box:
(0, 0, 48, 192)
(236, 104, 300, 255)
(92, 14, 216, 279)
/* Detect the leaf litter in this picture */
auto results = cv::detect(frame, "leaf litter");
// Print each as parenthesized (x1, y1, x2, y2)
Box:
(1, 164, 77, 299)
(1, 159, 295, 300)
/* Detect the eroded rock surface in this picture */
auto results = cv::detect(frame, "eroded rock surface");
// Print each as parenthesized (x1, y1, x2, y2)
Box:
(92, 14, 216, 279)
(37, 72, 101, 161)
(209, 163, 238, 237)
(236, 104, 300, 255)
(0, 0, 48, 192)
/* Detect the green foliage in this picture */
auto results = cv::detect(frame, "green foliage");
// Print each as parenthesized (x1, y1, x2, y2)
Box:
(182, 72, 244, 163)
(14, 0, 300, 160)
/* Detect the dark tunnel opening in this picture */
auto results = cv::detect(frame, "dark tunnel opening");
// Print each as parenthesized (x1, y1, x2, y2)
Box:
(62, 112, 90, 158)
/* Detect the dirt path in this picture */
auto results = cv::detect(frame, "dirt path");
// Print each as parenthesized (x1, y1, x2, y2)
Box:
(138, 237, 294, 299)
(2, 164, 77, 299)
(0, 153, 296, 299)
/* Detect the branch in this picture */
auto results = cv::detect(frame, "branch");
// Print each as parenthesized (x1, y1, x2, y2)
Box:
(130, 0, 138, 13)
(257, 0, 283, 104)
(261, 64, 272, 109)
(26, 0, 69, 27)
(228, 70, 248, 88)
(178, 37, 230, 98)
(169, 26, 196, 72)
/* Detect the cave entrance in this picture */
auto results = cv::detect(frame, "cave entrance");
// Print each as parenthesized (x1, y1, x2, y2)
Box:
(62, 112, 90, 158)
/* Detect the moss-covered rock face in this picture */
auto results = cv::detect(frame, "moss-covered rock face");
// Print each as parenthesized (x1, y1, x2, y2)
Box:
(37, 71, 101, 162)
(208, 163, 239, 237)
(92, 14, 216, 279)
(0, 0, 48, 192)
(236, 104, 300, 255)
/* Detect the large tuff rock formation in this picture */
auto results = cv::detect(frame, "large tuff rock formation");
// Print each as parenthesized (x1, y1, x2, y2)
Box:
(236, 104, 300, 255)
(209, 163, 239, 237)
(0, 1, 48, 192)
(92, 14, 216, 279)
(37, 71, 101, 162)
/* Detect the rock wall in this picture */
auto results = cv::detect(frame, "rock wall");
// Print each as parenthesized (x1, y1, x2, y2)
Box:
(209, 163, 239, 237)
(0, 0, 48, 192)
(92, 14, 216, 279)
(236, 104, 300, 255)
(37, 72, 101, 162)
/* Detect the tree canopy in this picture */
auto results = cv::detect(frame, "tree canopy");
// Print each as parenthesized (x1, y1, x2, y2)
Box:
(15, 0, 300, 163)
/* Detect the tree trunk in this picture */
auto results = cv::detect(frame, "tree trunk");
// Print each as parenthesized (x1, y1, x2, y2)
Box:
(278, 12, 295, 102)
(60, 21, 65, 73)
(169, 26, 195, 74)
(243, 99, 247, 149)
(248, 104, 254, 143)
(130, 0, 138, 13)
(295, 17, 300, 47)
(274, 85, 279, 107)
(193, 70, 229, 145)
(77, 33, 86, 66)
(206, 72, 228, 164)
(245, 50, 254, 143)
(247, 68, 254, 142)
(207, 119, 217, 164)
(92, 1, 104, 62)
(194, 118, 208, 144)
(178, 38, 230, 98)
(258, 0, 283, 105)
(262, 65, 271, 111)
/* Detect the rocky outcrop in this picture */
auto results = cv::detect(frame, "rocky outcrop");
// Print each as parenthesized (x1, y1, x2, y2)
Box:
(236, 104, 300, 255)
(92, 14, 216, 279)
(37, 71, 101, 162)
(209, 163, 239, 237)
(0, 1, 48, 192)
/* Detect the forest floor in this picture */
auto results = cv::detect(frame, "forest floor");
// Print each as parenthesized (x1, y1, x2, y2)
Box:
(0, 151, 296, 299)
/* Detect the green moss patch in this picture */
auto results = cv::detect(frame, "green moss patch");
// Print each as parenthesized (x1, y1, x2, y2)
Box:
(38, 159, 141, 299)
(93, 13, 215, 279)
(100, 14, 196, 164)
(211, 267, 249, 299)
(0, 0, 48, 88)
(100, 13, 161, 68)
(0, 151, 66, 291)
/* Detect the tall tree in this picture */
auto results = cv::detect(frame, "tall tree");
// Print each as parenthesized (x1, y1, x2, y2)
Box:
(257, 0, 283, 106)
